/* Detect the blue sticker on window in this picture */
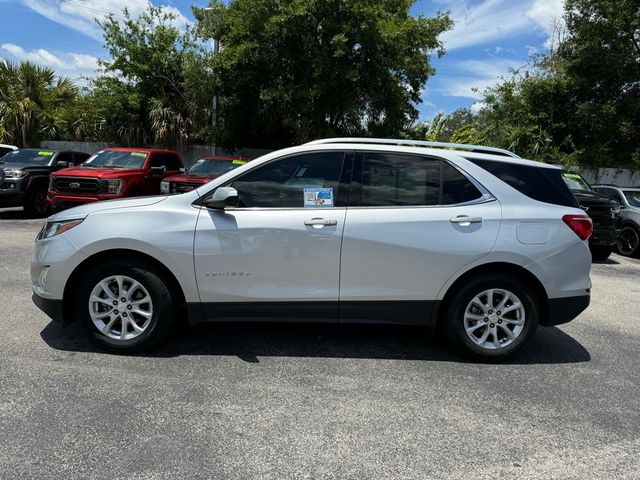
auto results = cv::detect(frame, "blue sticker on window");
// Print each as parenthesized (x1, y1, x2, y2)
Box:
(304, 187, 334, 207)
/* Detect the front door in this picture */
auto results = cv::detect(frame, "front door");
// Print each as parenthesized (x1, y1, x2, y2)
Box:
(339, 151, 501, 324)
(194, 150, 350, 321)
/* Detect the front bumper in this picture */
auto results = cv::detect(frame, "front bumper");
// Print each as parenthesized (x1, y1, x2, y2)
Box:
(0, 182, 26, 206)
(32, 292, 66, 324)
(543, 292, 591, 326)
(47, 192, 121, 208)
(589, 225, 620, 247)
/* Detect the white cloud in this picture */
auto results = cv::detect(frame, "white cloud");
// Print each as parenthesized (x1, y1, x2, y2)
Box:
(1, 43, 101, 75)
(470, 101, 486, 113)
(437, 58, 523, 99)
(21, 0, 190, 40)
(438, 0, 565, 51)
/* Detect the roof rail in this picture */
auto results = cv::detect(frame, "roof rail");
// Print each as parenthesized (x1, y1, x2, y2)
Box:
(304, 137, 521, 158)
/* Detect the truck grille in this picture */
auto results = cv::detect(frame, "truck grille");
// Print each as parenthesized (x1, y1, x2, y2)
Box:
(172, 182, 201, 194)
(585, 205, 614, 227)
(54, 176, 100, 194)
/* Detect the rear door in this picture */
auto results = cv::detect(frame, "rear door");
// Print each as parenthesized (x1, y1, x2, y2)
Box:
(339, 151, 501, 324)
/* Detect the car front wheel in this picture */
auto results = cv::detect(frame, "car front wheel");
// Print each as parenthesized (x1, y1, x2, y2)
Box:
(76, 261, 177, 352)
(446, 274, 539, 359)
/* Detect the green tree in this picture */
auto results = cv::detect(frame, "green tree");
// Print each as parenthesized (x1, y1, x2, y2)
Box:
(194, 0, 452, 149)
(95, 5, 213, 147)
(0, 61, 76, 147)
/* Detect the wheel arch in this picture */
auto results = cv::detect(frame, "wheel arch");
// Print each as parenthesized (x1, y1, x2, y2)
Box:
(434, 262, 549, 328)
(63, 248, 189, 325)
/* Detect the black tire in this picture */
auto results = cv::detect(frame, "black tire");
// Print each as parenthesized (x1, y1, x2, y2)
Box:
(23, 187, 50, 217)
(589, 245, 613, 261)
(617, 225, 640, 257)
(445, 273, 539, 360)
(76, 260, 177, 353)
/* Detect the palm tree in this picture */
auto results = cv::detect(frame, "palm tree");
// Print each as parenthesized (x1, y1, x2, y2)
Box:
(0, 61, 76, 147)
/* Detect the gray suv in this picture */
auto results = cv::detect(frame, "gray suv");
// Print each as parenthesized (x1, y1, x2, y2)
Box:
(593, 185, 640, 257)
(31, 139, 592, 358)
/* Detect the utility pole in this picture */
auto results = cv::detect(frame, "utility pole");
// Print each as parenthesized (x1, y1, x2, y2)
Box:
(204, 7, 219, 155)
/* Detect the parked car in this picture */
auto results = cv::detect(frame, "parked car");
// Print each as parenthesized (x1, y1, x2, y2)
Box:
(0, 149, 90, 216)
(561, 172, 621, 260)
(32, 139, 592, 359)
(592, 185, 640, 257)
(160, 156, 251, 194)
(47, 148, 184, 210)
(0, 144, 18, 158)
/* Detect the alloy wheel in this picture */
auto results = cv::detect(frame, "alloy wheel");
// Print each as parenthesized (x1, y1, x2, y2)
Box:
(618, 227, 639, 256)
(464, 288, 526, 350)
(89, 275, 153, 341)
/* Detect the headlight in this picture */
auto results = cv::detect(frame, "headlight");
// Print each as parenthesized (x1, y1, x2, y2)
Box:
(4, 169, 27, 180)
(160, 181, 170, 194)
(107, 179, 123, 194)
(39, 219, 84, 239)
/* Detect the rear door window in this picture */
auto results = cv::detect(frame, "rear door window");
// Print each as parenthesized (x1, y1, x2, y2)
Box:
(163, 153, 181, 171)
(467, 158, 578, 208)
(351, 153, 483, 206)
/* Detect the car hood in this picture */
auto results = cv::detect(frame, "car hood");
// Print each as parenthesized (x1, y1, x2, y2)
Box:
(0, 162, 50, 171)
(571, 191, 617, 207)
(49, 195, 168, 222)
(53, 166, 142, 178)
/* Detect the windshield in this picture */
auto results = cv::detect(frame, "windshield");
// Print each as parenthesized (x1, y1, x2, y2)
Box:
(188, 158, 247, 175)
(83, 150, 148, 169)
(562, 173, 593, 193)
(0, 149, 54, 165)
(623, 190, 640, 207)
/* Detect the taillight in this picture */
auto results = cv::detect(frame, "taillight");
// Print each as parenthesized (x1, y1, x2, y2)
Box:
(562, 214, 593, 240)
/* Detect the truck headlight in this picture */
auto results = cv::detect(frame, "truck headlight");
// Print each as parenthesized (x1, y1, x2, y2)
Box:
(4, 169, 27, 180)
(39, 219, 84, 239)
(160, 181, 170, 194)
(107, 179, 122, 194)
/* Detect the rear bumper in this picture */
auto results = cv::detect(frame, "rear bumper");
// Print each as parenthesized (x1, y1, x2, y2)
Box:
(543, 293, 590, 326)
(32, 292, 66, 324)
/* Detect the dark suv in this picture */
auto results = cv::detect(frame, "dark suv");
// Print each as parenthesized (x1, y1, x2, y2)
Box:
(0, 149, 90, 216)
(562, 172, 621, 260)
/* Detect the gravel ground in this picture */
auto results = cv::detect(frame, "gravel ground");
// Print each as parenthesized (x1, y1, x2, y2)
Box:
(0, 207, 639, 480)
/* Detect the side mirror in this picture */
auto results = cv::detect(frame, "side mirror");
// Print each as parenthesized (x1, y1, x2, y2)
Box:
(56, 161, 69, 169)
(149, 166, 166, 176)
(179, 167, 186, 173)
(203, 187, 239, 209)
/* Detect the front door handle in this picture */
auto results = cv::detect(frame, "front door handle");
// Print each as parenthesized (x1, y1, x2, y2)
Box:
(304, 218, 338, 228)
(450, 216, 483, 226)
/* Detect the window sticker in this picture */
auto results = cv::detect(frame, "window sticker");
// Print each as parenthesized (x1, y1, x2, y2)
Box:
(38, 151, 54, 156)
(232, 159, 247, 165)
(564, 173, 581, 180)
(130, 152, 147, 157)
(304, 187, 334, 207)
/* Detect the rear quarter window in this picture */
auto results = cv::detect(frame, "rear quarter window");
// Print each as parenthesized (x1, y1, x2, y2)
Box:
(466, 158, 578, 208)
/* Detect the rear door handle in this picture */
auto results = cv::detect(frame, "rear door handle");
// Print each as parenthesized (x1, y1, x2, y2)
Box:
(450, 216, 483, 226)
(304, 218, 338, 228)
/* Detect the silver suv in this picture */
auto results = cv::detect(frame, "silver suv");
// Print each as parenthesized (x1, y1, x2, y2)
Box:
(32, 139, 592, 358)
(592, 185, 640, 257)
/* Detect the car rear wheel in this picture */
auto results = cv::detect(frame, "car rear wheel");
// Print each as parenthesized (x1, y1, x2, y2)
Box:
(76, 261, 177, 352)
(617, 226, 640, 257)
(446, 274, 539, 359)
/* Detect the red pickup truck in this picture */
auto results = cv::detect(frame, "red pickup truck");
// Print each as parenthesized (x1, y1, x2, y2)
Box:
(48, 148, 183, 209)
(160, 156, 251, 194)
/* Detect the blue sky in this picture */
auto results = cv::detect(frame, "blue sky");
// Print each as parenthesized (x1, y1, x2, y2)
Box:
(0, 0, 565, 120)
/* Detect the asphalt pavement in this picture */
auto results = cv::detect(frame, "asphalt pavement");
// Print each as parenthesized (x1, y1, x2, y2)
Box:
(0, 207, 639, 479)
